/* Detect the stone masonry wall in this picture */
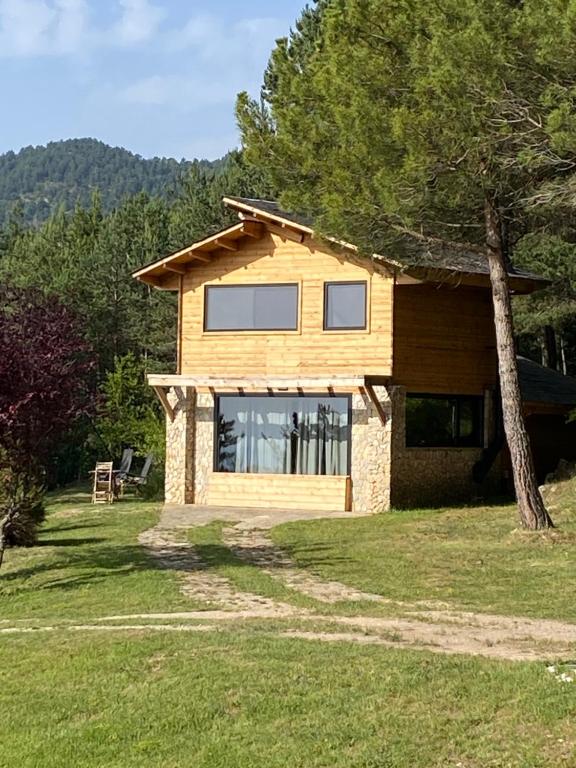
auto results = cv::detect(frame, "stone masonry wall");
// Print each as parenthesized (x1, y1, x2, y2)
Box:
(193, 392, 215, 505)
(389, 387, 502, 508)
(164, 387, 196, 505)
(350, 386, 392, 514)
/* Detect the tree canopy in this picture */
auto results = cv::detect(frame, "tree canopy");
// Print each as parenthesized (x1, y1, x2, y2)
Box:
(238, 0, 576, 528)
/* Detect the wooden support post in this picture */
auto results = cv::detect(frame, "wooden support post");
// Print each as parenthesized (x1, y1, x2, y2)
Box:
(363, 383, 387, 427)
(152, 386, 175, 422)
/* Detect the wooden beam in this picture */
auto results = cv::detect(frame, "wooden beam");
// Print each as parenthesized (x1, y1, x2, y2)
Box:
(363, 383, 388, 427)
(188, 252, 212, 263)
(241, 220, 264, 238)
(215, 238, 238, 252)
(267, 222, 305, 244)
(149, 374, 366, 391)
(152, 386, 175, 422)
(163, 263, 187, 275)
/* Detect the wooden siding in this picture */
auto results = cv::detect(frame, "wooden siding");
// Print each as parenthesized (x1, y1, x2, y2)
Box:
(180, 231, 394, 377)
(393, 284, 497, 394)
(205, 472, 351, 512)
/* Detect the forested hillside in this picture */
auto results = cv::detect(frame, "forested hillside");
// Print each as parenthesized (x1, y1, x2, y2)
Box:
(0, 148, 273, 486)
(0, 138, 218, 225)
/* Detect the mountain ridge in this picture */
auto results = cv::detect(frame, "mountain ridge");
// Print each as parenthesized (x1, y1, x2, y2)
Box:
(0, 138, 221, 226)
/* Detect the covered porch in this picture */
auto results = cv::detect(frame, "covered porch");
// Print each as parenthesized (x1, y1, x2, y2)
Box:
(148, 374, 393, 515)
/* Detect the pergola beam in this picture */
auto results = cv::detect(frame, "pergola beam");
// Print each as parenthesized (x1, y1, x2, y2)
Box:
(152, 386, 175, 422)
(363, 383, 388, 426)
(148, 374, 366, 393)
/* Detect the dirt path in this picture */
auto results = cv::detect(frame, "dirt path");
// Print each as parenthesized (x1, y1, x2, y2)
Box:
(138, 522, 297, 616)
(118, 507, 576, 662)
(222, 525, 383, 604)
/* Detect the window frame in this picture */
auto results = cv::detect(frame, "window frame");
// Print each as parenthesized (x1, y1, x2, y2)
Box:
(213, 392, 353, 476)
(203, 282, 300, 333)
(323, 280, 368, 332)
(405, 393, 485, 449)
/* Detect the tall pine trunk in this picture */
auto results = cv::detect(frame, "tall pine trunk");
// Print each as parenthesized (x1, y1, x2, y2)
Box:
(484, 196, 553, 530)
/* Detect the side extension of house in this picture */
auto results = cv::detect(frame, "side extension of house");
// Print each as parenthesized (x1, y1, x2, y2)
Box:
(133, 197, 551, 513)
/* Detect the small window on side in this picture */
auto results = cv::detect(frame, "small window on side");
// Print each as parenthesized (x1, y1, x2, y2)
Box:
(324, 281, 367, 330)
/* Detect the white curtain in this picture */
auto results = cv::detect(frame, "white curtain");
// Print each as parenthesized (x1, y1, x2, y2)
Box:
(218, 396, 349, 476)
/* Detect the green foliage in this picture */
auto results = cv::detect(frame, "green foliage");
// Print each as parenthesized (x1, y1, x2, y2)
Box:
(136, 468, 165, 502)
(95, 353, 165, 463)
(0, 141, 276, 484)
(0, 138, 195, 226)
(239, 0, 576, 370)
(168, 150, 276, 250)
(0, 459, 46, 549)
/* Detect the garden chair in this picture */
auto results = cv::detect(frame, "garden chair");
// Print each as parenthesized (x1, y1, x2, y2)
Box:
(125, 454, 154, 491)
(92, 461, 114, 505)
(115, 448, 134, 498)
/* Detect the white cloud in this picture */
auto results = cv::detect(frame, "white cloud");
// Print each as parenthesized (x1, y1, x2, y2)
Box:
(53, 0, 89, 53)
(0, 0, 56, 56)
(112, 0, 164, 46)
(0, 0, 164, 57)
(121, 72, 237, 109)
(119, 14, 287, 111)
(170, 14, 286, 66)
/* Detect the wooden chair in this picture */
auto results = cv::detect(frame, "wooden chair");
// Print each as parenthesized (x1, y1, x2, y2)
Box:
(92, 462, 114, 505)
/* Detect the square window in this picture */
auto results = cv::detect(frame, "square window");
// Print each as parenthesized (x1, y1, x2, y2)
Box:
(324, 282, 367, 330)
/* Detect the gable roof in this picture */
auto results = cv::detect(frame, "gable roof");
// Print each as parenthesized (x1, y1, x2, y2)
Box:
(133, 196, 548, 293)
(226, 197, 548, 291)
(518, 356, 576, 407)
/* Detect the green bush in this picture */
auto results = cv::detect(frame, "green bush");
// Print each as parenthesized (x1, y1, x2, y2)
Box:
(136, 467, 165, 501)
(93, 353, 165, 464)
(0, 463, 45, 549)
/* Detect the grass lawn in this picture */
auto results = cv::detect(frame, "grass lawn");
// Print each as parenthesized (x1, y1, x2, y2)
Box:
(1, 630, 575, 768)
(0, 487, 198, 622)
(273, 482, 576, 622)
(1, 486, 575, 767)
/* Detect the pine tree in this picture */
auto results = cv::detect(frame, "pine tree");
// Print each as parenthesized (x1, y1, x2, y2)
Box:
(237, 0, 576, 529)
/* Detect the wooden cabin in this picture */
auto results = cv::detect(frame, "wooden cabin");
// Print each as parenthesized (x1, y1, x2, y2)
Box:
(133, 196, 554, 513)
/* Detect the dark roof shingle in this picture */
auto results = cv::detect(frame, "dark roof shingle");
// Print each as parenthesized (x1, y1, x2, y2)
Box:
(226, 197, 547, 285)
(519, 356, 576, 406)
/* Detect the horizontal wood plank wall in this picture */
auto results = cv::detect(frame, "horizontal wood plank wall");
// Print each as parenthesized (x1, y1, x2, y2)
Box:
(393, 284, 498, 394)
(180, 232, 393, 376)
(205, 473, 351, 512)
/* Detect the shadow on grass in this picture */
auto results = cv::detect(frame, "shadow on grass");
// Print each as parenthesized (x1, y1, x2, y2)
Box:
(0, 544, 155, 591)
(193, 540, 352, 573)
(36, 538, 106, 548)
(44, 521, 107, 534)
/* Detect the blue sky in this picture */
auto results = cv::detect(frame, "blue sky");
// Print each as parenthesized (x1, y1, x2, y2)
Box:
(0, 0, 306, 160)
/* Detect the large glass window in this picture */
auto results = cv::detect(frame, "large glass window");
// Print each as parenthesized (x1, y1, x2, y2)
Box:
(324, 281, 367, 330)
(204, 284, 298, 331)
(406, 394, 484, 448)
(216, 395, 350, 475)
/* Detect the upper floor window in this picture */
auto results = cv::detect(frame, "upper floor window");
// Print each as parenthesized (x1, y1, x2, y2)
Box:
(406, 394, 484, 448)
(204, 284, 299, 332)
(324, 281, 367, 330)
